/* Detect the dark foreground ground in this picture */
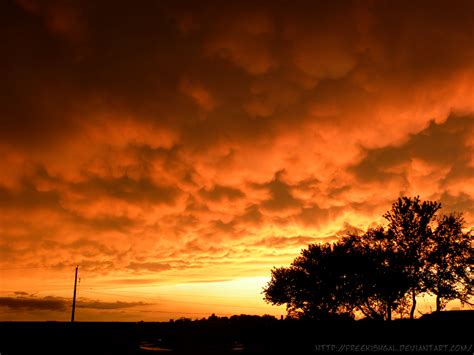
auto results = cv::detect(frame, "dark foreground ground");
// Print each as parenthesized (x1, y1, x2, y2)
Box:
(1, 311, 473, 354)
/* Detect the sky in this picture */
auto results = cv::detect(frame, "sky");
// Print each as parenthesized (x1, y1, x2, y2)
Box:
(0, 0, 473, 321)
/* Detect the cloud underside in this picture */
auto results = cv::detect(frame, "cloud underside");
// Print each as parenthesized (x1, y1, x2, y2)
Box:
(0, 0, 473, 285)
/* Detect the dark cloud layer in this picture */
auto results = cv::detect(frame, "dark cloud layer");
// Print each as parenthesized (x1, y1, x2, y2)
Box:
(0, 295, 148, 312)
(1, 0, 473, 150)
(0, 296, 67, 312)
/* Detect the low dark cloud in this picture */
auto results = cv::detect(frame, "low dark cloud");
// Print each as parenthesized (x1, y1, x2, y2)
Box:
(0, 295, 149, 312)
(0, 296, 67, 312)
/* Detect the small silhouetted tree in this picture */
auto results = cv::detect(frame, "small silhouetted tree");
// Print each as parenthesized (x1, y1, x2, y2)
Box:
(425, 213, 474, 311)
(383, 196, 441, 319)
(329, 235, 382, 319)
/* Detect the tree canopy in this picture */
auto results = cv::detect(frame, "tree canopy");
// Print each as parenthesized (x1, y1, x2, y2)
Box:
(263, 196, 473, 320)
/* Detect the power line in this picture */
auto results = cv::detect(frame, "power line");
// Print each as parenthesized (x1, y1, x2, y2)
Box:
(1, 266, 278, 313)
(1, 282, 263, 300)
(12, 290, 259, 304)
(0, 287, 264, 304)
(78, 286, 258, 300)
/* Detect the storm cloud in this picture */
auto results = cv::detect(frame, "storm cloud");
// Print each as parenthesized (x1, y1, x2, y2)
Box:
(1, 0, 473, 320)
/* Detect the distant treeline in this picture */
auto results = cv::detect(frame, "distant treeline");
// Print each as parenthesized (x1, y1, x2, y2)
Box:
(1, 312, 473, 354)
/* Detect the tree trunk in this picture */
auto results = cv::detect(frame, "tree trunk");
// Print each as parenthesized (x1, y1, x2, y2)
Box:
(357, 305, 371, 319)
(409, 289, 416, 320)
(387, 303, 392, 321)
(435, 279, 442, 312)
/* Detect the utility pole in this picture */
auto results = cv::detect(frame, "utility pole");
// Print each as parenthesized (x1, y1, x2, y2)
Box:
(71, 265, 78, 323)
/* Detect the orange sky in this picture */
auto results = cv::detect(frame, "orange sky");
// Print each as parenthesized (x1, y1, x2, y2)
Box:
(1, 0, 473, 321)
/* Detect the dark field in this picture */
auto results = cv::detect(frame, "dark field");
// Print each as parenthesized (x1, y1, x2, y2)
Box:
(1, 311, 473, 355)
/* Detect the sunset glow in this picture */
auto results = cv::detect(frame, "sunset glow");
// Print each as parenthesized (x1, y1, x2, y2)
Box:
(1, 0, 473, 321)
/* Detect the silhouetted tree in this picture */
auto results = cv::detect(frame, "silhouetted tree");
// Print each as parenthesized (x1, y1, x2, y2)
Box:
(383, 196, 441, 319)
(263, 232, 410, 321)
(264, 196, 473, 321)
(425, 213, 474, 311)
(348, 228, 411, 320)
(263, 242, 354, 320)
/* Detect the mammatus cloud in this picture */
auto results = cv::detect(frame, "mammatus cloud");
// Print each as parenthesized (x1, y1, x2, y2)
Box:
(351, 115, 474, 220)
(0, 0, 473, 319)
